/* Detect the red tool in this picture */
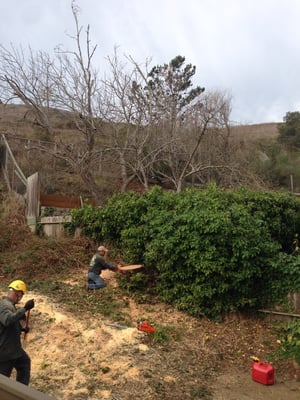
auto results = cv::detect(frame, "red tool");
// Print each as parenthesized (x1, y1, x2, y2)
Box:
(137, 321, 155, 334)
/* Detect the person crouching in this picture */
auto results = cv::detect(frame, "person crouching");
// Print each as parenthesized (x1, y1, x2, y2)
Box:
(87, 245, 120, 290)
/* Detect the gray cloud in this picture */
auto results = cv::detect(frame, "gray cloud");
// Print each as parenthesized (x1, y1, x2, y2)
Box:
(1, 0, 300, 124)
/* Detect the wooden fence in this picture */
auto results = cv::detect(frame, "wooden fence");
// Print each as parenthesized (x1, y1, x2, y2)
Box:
(1, 134, 93, 235)
(26, 172, 93, 235)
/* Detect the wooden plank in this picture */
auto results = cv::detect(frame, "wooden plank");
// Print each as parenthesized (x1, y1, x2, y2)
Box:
(0, 374, 55, 400)
(27, 173, 40, 217)
(40, 216, 72, 238)
(40, 216, 72, 224)
(40, 194, 95, 208)
(26, 172, 40, 233)
(258, 309, 300, 318)
(40, 194, 81, 209)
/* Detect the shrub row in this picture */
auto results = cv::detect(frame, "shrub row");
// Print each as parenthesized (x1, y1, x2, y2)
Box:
(69, 186, 300, 318)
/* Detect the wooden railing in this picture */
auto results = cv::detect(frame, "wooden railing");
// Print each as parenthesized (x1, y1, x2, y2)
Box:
(0, 374, 55, 400)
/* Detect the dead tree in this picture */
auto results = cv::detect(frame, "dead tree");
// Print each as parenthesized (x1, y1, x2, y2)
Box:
(0, 2, 105, 201)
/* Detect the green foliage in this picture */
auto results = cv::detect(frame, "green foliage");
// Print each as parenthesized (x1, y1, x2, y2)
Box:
(269, 253, 300, 296)
(228, 188, 300, 253)
(140, 322, 183, 345)
(152, 325, 174, 344)
(278, 111, 300, 148)
(257, 143, 300, 189)
(69, 191, 146, 245)
(146, 55, 205, 115)
(118, 272, 149, 292)
(141, 190, 280, 317)
(273, 320, 300, 364)
(70, 186, 300, 318)
(66, 204, 104, 240)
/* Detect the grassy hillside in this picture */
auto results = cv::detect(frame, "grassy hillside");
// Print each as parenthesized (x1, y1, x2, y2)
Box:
(0, 103, 279, 142)
(0, 104, 281, 200)
(231, 122, 279, 143)
(0, 104, 122, 198)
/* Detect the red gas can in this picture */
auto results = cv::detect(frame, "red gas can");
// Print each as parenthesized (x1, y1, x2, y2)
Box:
(252, 362, 275, 385)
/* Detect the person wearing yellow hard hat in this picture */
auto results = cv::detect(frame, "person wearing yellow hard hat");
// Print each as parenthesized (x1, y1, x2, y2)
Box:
(0, 280, 35, 385)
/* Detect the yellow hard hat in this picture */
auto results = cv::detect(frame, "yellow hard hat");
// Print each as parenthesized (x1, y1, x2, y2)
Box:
(8, 280, 27, 293)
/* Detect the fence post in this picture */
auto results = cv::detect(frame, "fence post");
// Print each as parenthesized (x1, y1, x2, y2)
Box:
(26, 172, 40, 233)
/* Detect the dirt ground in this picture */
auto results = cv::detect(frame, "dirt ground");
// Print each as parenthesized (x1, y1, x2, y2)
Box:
(212, 372, 299, 400)
(13, 270, 299, 400)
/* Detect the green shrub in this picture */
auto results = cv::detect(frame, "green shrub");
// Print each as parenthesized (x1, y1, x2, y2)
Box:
(118, 272, 149, 292)
(273, 320, 300, 364)
(70, 186, 300, 318)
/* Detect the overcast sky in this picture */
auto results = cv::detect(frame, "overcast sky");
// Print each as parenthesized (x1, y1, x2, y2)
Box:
(0, 0, 300, 124)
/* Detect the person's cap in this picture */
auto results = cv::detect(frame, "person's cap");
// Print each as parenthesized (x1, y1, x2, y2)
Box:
(98, 245, 108, 252)
(8, 280, 27, 293)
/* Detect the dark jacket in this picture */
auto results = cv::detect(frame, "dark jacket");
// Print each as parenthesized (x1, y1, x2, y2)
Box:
(0, 296, 26, 361)
(88, 253, 117, 275)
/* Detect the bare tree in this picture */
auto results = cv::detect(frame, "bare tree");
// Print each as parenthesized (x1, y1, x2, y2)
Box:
(125, 56, 235, 192)
(0, 46, 56, 133)
(100, 51, 144, 190)
(0, 3, 258, 199)
(0, 1, 105, 201)
(101, 51, 171, 191)
(101, 54, 236, 192)
(145, 90, 233, 191)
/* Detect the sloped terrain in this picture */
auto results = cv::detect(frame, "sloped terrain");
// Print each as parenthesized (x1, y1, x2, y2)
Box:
(17, 268, 299, 400)
(1, 242, 298, 400)
(0, 194, 299, 399)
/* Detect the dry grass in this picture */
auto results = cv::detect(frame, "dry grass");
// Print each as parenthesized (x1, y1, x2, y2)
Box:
(231, 122, 279, 143)
(0, 104, 279, 143)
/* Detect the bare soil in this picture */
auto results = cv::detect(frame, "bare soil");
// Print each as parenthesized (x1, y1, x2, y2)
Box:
(16, 269, 299, 400)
